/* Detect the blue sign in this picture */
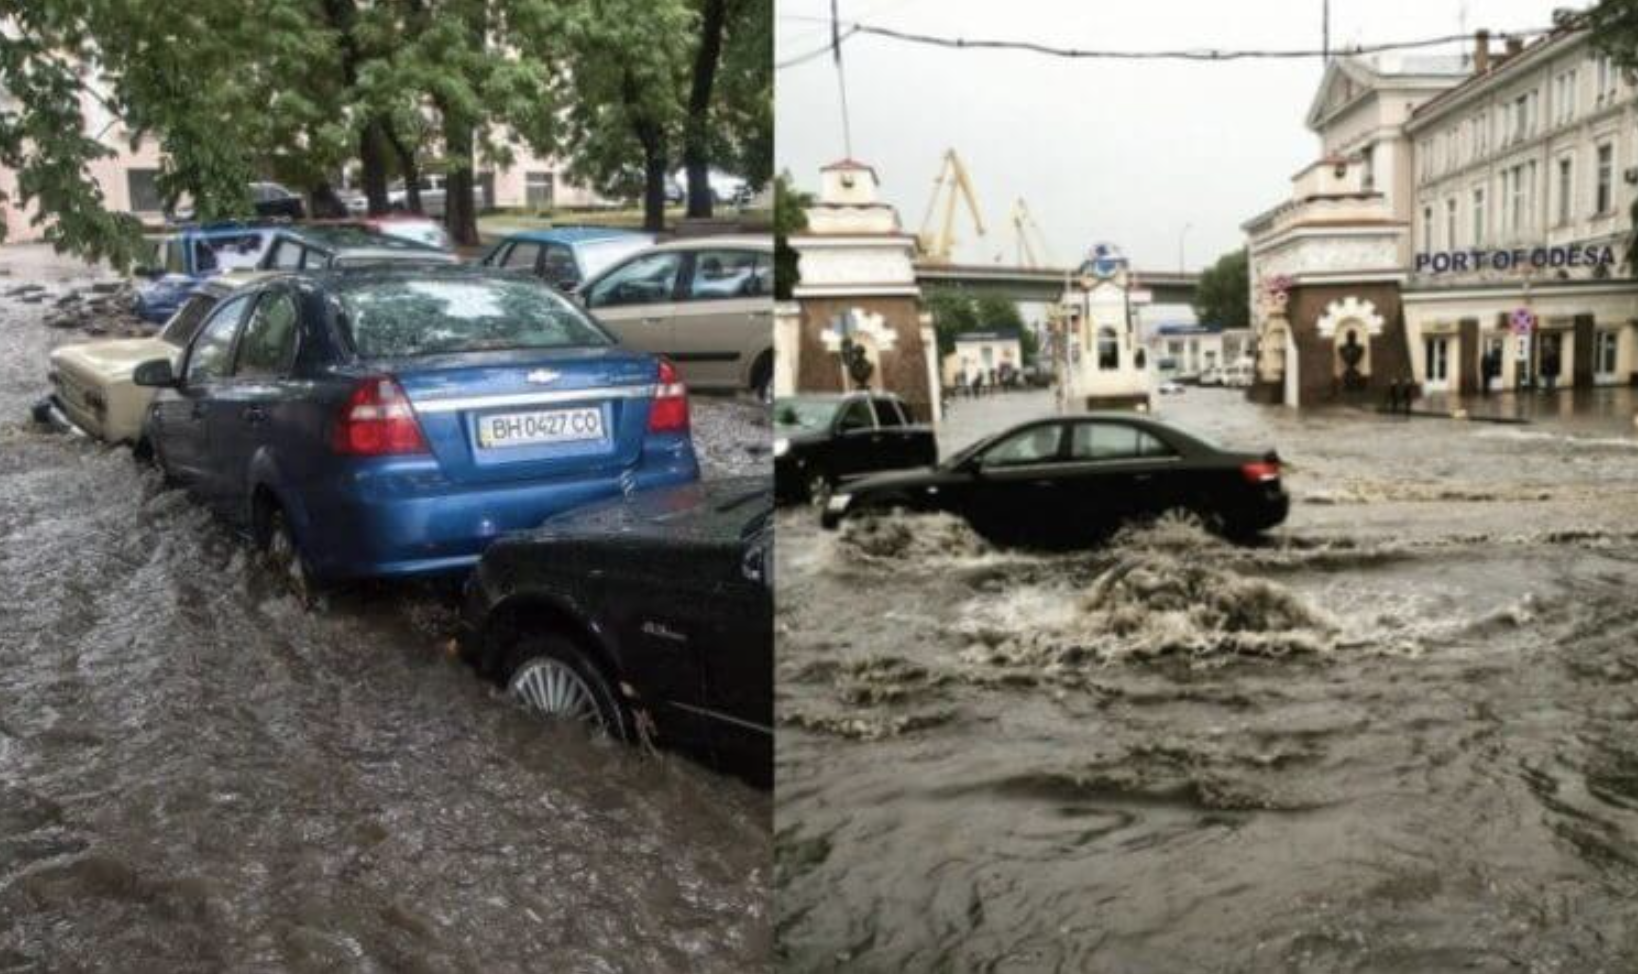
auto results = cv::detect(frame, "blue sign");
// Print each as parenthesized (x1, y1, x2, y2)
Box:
(1414, 243, 1616, 274)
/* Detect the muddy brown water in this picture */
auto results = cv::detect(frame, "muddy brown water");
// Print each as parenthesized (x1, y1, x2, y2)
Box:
(0, 259, 771, 973)
(777, 388, 1638, 972)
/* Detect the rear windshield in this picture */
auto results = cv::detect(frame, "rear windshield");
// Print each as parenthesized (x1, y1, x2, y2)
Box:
(338, 277, 612, 358)
(774, 398, 840, 431)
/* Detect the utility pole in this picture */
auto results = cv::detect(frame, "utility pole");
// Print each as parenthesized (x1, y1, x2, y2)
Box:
(1322, 0, 1331, 64)
(831, 0, 853, 159)
(1178, 222, 1192, 275)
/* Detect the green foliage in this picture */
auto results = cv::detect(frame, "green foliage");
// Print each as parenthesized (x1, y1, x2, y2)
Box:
(925, 287, 1037, 362)
(1, 0, 769, 265)
(0, 2, 147, 266)
(1192, 247, 1250, 330)
(773, 170, 809, 300)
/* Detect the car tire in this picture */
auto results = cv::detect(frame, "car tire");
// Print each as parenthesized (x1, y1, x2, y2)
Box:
(262, 508, 317, 607)
(504, 635, 630, 742)
(750, 353, 773, 405)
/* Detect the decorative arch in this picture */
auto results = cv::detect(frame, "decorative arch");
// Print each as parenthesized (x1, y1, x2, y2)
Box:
(1317, 296, 1383, 386)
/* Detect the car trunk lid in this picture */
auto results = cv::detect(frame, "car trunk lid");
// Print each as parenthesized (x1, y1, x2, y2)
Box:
(387, 346, 657, 485)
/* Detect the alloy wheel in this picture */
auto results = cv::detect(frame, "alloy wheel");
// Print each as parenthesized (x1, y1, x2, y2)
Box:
(508, 657, 606, 731)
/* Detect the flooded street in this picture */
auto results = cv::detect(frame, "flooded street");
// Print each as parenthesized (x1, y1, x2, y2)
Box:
(0, 249, 771, 973)
(777, 386, 1638, 971)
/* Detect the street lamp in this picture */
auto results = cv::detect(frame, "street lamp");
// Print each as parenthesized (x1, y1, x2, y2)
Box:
(1178, 223, 1192, 275)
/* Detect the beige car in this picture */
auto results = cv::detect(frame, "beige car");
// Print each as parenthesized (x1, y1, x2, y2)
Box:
(578, 236, 774, 400)
(46, 273, 269, 446)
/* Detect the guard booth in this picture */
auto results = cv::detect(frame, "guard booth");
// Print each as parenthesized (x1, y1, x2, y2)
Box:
(1059, 244, 1151, 410)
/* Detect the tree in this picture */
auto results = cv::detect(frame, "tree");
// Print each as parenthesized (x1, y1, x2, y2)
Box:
(0, 1, 149, 267)
(1193, 247, 1250, 330)
(924, 288, 1036, 362)
(772, 170, 809, 300)
(683, 0, 772, 217)
(557, 0, 694, 232)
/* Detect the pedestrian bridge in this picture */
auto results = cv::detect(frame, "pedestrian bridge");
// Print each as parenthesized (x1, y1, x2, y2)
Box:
(914, 262, 1200, 305)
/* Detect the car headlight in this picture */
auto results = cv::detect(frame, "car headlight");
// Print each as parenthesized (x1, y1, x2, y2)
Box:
(826, 493, 852, 513)
(773, 437, 790, 457)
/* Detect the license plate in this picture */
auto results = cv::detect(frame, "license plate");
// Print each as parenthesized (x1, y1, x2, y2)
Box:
(477, 406, 605, 449)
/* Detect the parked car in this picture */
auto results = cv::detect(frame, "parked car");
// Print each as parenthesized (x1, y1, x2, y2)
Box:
(386, 174, 485, 218)
(1158, 379, 1185, 396)
(40, 275, 267, 446)
(578, 236, 774, 400)
(134, 265, 699, 596)
(820, 414, 1288, 547)
(132, 224, 279, 323)
(1199, 365, 1224, 386)
(362, 214, 451, 251)
(774, 391, 937, 504)
(460, 475, 771, 784)
(249, 181, 305, 220)
(1223, 361, 1255, 388)
(257, 224, 457, 271)
(480, 228, 655, 293)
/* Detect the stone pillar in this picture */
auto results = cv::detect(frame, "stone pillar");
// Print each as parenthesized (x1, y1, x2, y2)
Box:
(790, 159, 939, 422)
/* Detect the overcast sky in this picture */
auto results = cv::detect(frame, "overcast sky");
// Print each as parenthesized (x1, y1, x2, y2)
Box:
(776, 0, 1573, 272)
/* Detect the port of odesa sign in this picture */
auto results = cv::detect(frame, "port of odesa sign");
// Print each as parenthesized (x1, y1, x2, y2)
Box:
(1414, 243, 1617, 274)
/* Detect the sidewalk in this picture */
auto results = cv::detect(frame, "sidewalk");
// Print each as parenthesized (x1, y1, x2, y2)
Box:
(1417, 385, 1638, 435)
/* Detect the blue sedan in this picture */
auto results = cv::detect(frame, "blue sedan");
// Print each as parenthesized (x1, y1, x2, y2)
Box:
(134, 265, 699, 597)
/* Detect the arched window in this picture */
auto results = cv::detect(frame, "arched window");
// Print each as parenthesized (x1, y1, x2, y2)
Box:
(1097, 327, 1119, 370)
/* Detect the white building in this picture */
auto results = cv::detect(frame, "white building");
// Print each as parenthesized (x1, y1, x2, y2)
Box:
(943, 329, 1023, 387)
(1148, 324, 1252, 378)
(1059, 245, 1151, 409)
(1403, 27, 1638, 393)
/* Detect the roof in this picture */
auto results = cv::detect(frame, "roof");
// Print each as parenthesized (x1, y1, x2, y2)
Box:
(272, 224, 444, 254)
(504, 226, 653, 245)
(775, 390, 903, 403)
(644, 234, 773, 253)
(275, 262, 548, 290)
(1305, 52, 1469, 131)
(1407, 28, 1583, 129)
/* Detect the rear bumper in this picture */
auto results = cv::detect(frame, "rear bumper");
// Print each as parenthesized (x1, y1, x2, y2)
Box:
(299, 447, 700, 581)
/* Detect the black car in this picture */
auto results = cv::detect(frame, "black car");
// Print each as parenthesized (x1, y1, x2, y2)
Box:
(460, 476, 772, 785)
(774, 392, 938, 503)
(250, 181, 306, 220)
(820, 413, 1288, 548)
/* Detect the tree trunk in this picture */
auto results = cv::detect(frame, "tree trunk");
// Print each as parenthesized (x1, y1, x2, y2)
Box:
(643, 141, 668, 233)
(684, 0, 728, 219)
(359, 118, 391, 215)
(442, 116, 480, 246)
(385, 127, 422, 214)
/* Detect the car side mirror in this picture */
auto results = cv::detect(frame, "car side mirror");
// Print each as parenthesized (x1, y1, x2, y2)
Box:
(555, 279, 580, 293)
(132, 358, 178, 388)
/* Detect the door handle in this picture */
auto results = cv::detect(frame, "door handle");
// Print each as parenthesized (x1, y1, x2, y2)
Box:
(243, 404, 269, 425)
(748, 309, 772, 317)
(1133, 473, 1153, 482)
(642, 316, 666, 326)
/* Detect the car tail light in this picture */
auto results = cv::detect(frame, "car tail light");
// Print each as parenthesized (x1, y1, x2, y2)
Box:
(647, 359, 689, 433)
(332, 376, 429, 456)
(1241, 459, 1281, 484)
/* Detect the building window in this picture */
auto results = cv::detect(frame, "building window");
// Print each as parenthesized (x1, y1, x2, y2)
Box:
(1558, 155, 1574, 225)
(1596, 53, 1617, 102)
(1555, 69, 1579, 125)
(1096, 327, 1119, 370)
(1472, 186, 1486, 245)
(126, 168, 163, 213)
(1596, 329, 1619, 375)
(1597, 142, 1614, 214)
(1422, 205, 1434, 250)
(1445, 197, 1458, 248)
(524, 171, 554, 209)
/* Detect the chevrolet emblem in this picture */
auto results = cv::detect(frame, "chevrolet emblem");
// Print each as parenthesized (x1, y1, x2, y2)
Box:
(526, 369, 560, 385)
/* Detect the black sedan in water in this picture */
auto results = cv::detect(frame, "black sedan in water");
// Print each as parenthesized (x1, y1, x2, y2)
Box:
(821, 413, 1288, 548)
(461, 476, 772, 785)
(774, 391, 938, 503)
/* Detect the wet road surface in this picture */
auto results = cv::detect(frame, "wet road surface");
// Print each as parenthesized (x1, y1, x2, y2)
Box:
(777, 386, 1638, 972)
(0, 250, 771, 973)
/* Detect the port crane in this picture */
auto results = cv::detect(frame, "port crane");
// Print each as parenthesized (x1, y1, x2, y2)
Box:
(1004, 198, 1054, 269)
(916, 149, 985, 264)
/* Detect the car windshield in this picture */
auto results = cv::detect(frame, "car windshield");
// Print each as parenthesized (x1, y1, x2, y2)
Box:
(337, 277, 612, 358)
(774, 398, 841, 431)
(577, 237, 655, 281)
